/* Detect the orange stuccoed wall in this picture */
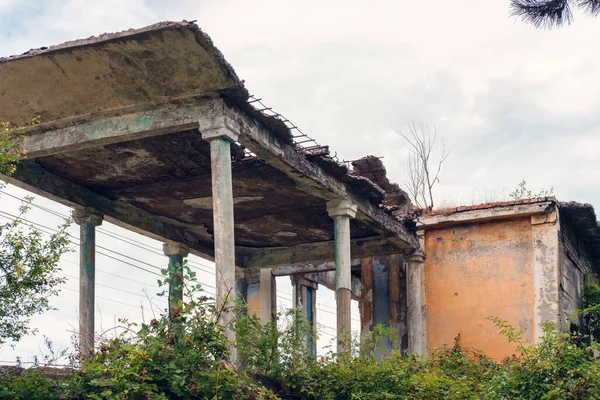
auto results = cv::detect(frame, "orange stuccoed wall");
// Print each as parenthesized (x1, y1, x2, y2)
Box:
(424, 217, 535, 360)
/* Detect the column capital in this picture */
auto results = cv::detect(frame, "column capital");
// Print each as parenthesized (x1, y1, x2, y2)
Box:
(326, 198, 357, 219)
(201, 128, 239, 143)
(163, 241, 190, 258)
(405, 250, 426, 264)
(199, 113, 239, 143)
(73, 208, 103, 227)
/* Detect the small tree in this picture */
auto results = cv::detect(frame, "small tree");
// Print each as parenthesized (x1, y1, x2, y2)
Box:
(508, 179, 554, 200)
(0, 121, 71, 345)
(396, 121, 449, 210)
(510, 0, 600, 28)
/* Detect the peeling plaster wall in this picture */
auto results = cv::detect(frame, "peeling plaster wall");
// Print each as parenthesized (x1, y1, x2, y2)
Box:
(558, 223, 593, 328)
(424, 217, 535, 360)
(531, 213, 560, 342)
(359, 255, 407, 354)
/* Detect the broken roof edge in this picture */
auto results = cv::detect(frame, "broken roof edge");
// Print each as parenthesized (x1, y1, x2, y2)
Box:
(2, 20, 398, 208)
(425, 197, 556, 217)
(3, 20, 294, 145)
(2, 21, 215, 65)
(417, 197, 556, 229)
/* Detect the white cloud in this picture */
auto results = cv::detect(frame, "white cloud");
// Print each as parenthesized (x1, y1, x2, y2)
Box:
(1, 0, 600, 360)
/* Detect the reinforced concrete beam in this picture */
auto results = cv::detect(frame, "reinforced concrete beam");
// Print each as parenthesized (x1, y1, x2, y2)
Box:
(20, 98, 418, 253)
(22, 105, 201, 158)
(271, 259, 361, 276)
(302, 270, 361, 301)
(211, 100, 417, 251)
(239, 236, 404, 268)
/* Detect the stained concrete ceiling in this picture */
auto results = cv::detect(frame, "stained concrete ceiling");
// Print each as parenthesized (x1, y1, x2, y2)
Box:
(35, 129, 378, 249)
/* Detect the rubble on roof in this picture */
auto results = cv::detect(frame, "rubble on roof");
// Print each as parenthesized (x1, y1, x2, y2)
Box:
(351, 156, 412, 215)
(426, 197, 555, 217)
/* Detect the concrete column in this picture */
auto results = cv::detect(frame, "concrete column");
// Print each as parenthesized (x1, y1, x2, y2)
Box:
(200, 126, 238, 349)
(327, 198, 357, 354)
(162, 241, 190, 316)
(291, 275, 318, 356)
(73, 208, 103, 357)
(246, 269, 277, 324)
(406, 250, 427, 357)
(531, 212, 560, 343)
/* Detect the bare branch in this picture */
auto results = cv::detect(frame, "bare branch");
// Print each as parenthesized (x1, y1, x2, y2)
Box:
(396, 121, 449, 210)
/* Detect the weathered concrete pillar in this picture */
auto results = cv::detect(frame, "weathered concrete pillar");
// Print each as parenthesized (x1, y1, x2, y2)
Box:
(406, 250, 427, 357)
(531, 212, 560, 343)
(359, 255, 406, 357)
(73, 208, 103, 357)
(162, 241, 190, 316)
(291, 275, 318, 356)
(360, 258, 374, 342)
(327, 198, 357, 354)
(200, 124, 238, 350)
(246, 268, 277, 324)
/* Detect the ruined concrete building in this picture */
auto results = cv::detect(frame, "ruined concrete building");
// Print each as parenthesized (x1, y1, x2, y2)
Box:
(1, 21, 598, 361)
(0, 21, 420, 358)
(417, 198, 600, 359)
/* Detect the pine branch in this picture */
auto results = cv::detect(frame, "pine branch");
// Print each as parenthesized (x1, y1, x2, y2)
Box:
(510, 0, 573, 28)
(578, 0, 600, 15)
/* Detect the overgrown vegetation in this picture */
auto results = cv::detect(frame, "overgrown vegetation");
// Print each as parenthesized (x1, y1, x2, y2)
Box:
(0, 120, 71, 345)
(3, 266, 600, 399)
(580, 279, 600, 342)
(508, 179, 555, 200)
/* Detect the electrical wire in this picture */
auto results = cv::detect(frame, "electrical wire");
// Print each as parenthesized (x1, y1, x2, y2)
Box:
(0, 191, 361, 333)
(0, 210, 347, 331)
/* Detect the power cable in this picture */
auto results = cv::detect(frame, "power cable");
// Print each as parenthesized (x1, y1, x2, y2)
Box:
(1, 193, 357, 330)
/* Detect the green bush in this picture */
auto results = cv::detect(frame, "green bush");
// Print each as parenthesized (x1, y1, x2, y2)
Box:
(293, 335, 495, 400)
(483, 323, 600, 399)
(2, 265, 600, 399)
(0, 368, 64, 400)
(66, 263, 275, 400)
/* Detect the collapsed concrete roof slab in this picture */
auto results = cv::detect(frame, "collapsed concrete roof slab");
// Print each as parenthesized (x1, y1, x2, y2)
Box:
(1, 21, 418, 267)
(1, 22, 238, 126)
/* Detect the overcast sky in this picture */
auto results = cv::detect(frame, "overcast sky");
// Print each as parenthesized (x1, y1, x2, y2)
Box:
(1, 0, 600, 362)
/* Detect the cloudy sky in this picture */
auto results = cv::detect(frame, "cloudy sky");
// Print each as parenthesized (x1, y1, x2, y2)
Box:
(1, 0, 600, 362)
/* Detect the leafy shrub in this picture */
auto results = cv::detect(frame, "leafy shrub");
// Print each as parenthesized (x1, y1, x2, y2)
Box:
(67, 262, 275, 400)
(0, 368, 65, 400)
(483, 323, 600, 399)
(293, 334, 494, 400)
(235, 307, 314, 391)
(0, 118, 72, 346)
(581, 280, 600, 341)
(2, 265, 600, 399)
